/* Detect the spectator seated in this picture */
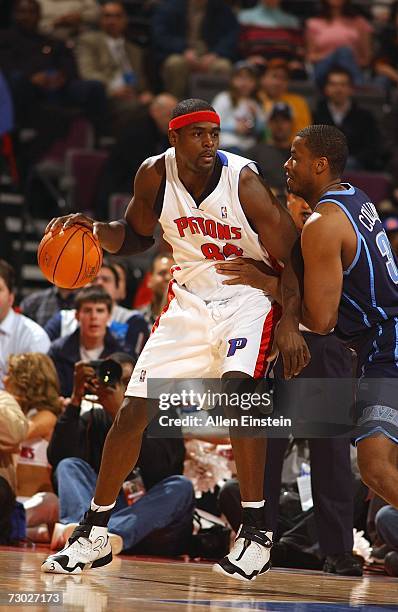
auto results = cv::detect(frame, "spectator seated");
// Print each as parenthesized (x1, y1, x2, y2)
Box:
(47, 353, 194, 556)
(152, 0, 238, 100)
(45, 261, 149, 359)
(0, 259, 51, 388)
(48, 286, 125, 397)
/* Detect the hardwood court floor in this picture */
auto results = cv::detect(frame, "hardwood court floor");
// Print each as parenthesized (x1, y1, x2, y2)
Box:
(0, 548, 397, 611)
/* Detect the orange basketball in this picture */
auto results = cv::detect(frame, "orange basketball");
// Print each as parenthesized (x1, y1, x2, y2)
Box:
(37, 224, 103, 289)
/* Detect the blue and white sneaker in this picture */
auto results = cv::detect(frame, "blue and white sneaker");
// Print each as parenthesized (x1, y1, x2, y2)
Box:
(41, 523, 114, 574)
(213, 525, 272, 581)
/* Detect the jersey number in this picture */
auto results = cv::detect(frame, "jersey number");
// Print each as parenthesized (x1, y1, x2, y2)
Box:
(201, 243, 243, 261)
(376, 231, 398, 284)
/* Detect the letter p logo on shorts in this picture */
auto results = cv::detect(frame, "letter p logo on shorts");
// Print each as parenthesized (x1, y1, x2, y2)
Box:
(227, 338, 247, 357)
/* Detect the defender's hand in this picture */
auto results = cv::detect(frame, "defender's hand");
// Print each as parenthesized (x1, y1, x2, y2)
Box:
(215, 258, 279, 292)
(268, 315, 310, 379)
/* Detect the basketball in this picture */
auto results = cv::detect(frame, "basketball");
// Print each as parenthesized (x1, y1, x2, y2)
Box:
(37, 224, 103, 289)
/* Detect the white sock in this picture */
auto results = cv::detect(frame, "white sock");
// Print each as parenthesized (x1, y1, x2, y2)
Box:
(241, 500, 265, 509)
(91, 499, 116, 512)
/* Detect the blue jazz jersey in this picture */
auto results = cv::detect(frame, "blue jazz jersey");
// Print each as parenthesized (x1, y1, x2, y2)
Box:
(317, 184, 398, 348)
(318, 184, 398, 443)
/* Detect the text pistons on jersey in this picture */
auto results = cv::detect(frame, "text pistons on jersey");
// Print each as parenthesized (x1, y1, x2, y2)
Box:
(174, 216, 242, 240)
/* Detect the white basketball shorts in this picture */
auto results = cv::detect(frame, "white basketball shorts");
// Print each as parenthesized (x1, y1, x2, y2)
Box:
(125, 281, 281, 398)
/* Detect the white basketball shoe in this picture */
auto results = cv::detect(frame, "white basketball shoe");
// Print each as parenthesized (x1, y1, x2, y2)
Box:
(213, 524, 273, 581)
(41, 522, 114, 574)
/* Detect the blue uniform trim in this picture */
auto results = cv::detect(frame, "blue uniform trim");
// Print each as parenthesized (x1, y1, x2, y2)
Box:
(217, 151, 229, 166)
(355, 426, 398, 446)
(324, 183, 355, 196)
(317, 198, 361, 275)
(361, 236, 388, 320)
(342, 292, 371, 327)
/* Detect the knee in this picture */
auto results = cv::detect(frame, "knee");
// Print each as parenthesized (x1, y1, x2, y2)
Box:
(168, 475, 194, 500)
(375, 505, 398, 544)
(55, 457, 88, 478)
(164, 475, 194, 509)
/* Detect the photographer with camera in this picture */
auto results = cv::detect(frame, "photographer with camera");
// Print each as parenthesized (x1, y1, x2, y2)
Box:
(47, 352, 194, 555)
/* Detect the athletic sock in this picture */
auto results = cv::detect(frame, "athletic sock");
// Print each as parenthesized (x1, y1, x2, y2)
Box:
(91, 499, 116, 512)
(84, 499, 116, 527)
(241, 500, 268, 531)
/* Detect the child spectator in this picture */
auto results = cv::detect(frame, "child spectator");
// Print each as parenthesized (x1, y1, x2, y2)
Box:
(212, 62, 265, 153)
(45, 261, 149, 357)
(48, 286, 124, 397)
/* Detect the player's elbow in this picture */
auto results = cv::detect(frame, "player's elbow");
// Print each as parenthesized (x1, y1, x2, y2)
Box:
(308, 321, 335, 335)
(302, 306, 336, 335)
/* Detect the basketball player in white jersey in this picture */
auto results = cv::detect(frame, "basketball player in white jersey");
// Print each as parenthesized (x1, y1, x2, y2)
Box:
(41, 99, 310, 581)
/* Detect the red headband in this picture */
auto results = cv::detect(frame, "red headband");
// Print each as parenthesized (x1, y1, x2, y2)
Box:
(169, 110, 220, 131)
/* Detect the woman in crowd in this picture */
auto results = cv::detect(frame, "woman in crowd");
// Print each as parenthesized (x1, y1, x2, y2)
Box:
(4, 353, 62, 542)
(212, 61, 265, 153)
(305, 0, 373, 86)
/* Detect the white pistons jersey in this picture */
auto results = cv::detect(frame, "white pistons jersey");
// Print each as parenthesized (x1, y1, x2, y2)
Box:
(159, 147, 273, 301)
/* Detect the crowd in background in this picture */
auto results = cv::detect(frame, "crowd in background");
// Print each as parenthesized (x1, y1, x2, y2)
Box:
(1, 0, 398, 220)
(1, 0, 398, 577)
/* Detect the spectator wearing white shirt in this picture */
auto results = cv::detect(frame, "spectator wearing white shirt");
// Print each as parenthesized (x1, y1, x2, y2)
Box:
(0, 260, 51, 388)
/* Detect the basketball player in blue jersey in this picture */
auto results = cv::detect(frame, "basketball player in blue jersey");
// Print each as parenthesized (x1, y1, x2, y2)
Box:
(40, 98, 310, 580)
(283, 124, 398, 510)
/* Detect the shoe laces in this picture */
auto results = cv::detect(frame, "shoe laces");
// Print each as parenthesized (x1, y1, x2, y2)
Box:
(238, 525, 272, 548)
(67, 523, 92, 545)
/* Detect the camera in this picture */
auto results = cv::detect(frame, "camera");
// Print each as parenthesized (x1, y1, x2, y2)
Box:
(88, 359, 123, 387)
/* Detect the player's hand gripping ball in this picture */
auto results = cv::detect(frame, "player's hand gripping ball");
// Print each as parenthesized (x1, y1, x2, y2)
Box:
(37, 224, 103, 289)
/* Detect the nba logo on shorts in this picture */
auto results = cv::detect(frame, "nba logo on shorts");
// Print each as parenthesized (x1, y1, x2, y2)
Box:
(139, 370, 146, 382)
(221, 206, 227, 219)
(227, 338, 247, 357)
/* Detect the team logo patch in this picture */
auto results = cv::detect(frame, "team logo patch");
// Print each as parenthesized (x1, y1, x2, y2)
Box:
(139, 370, 146, 382)
(227, 338, 247, 357)
(221, 206, 228, 219)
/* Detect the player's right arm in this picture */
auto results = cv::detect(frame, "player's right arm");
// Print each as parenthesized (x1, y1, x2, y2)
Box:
(45, 156, 164, 254)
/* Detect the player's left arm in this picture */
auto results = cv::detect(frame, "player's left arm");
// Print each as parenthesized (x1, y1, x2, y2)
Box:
(300, 210, 344, 334)
(239, 167, 310, 378)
